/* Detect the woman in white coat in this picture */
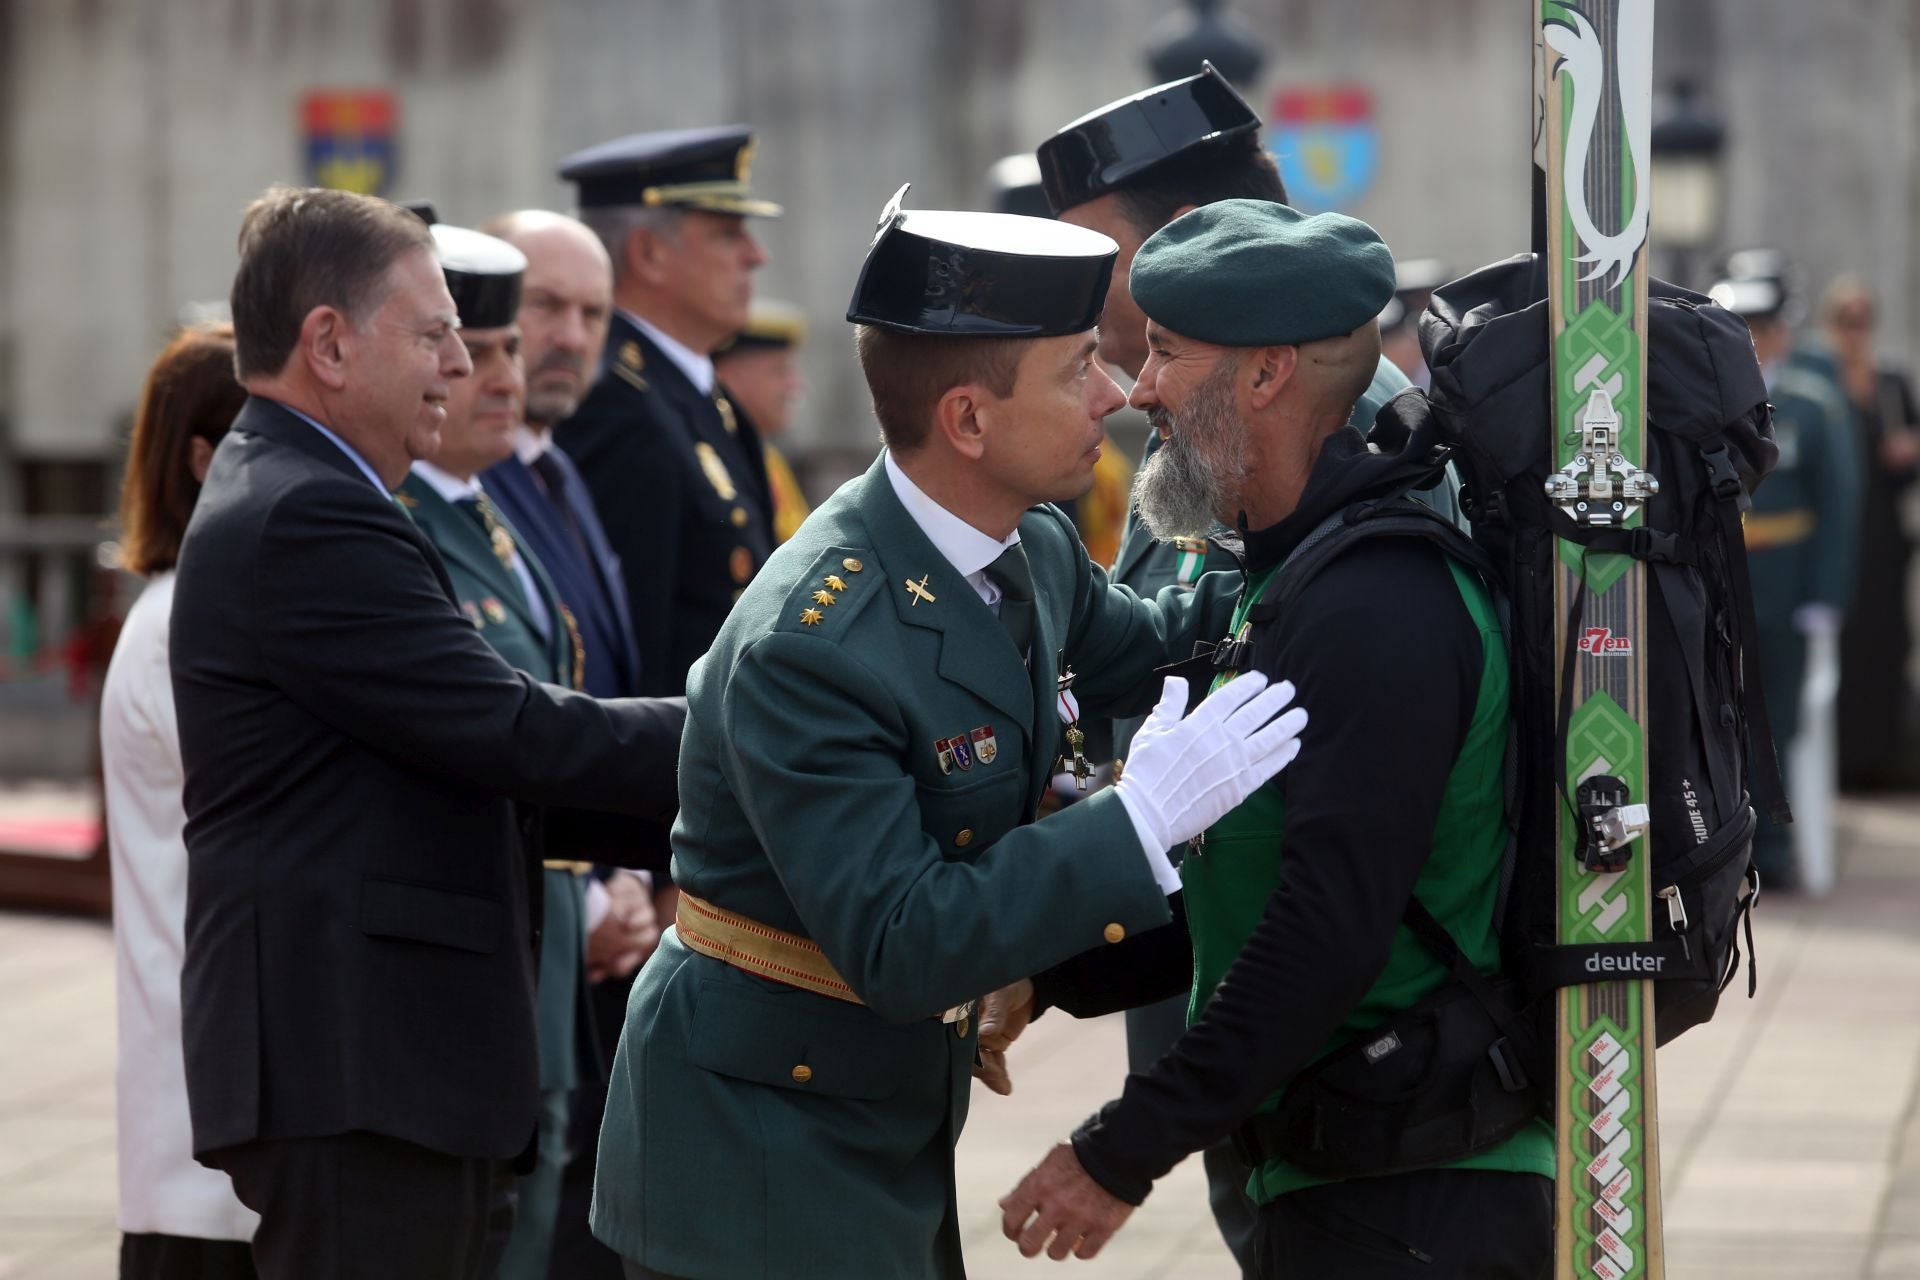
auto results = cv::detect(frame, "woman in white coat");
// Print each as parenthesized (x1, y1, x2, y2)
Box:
(101, 324, 256, 1280)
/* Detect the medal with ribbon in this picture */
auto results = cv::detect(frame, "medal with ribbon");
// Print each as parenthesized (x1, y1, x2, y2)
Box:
(1054, 654, 1093, 790)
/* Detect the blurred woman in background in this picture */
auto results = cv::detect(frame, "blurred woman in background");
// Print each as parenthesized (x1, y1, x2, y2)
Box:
(101, 324, 256, 1280)
(1822, 278, 1920, 789)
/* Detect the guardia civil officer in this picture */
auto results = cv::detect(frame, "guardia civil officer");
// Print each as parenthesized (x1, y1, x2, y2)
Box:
(1710, 272, 1861, 890)
(996, 201, 1552, 1277)
(555, 126, 779, 696)
(589, 188, 1310, 1280)
(393, 219, 599, 1278)
(1033, 62, 1451, 1263)
(477, 208, 662, 1280)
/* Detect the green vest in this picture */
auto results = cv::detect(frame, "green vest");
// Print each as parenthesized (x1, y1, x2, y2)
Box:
(1183, 555, 1554, 1202)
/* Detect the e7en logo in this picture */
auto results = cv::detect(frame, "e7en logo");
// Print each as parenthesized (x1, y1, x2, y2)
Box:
(1579, 627, 1633, 656)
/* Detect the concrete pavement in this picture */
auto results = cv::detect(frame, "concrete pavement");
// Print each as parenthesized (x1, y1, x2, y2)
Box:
(4, 796, 1919, 1278)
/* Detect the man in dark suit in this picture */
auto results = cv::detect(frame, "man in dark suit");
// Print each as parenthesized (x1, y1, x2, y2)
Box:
(478, 208, 665, 1280)
(554, 125, 780, 695)
(170, 185, 686, 1280)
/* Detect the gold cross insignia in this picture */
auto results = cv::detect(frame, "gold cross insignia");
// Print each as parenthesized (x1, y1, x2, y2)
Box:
(800, 607, 823, 627)
(811, 590, 836, 606)
(905, 575, 936, 606)
(823, 574, 848, 593)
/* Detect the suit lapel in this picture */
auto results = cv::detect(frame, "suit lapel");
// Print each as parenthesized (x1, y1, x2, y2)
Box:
(401, 477, 542, 635)
(860, 458, 1035, 730)
(503, 504, 572, 681)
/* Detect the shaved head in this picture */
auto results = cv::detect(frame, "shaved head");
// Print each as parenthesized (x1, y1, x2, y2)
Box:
(481, 210, 613, 427)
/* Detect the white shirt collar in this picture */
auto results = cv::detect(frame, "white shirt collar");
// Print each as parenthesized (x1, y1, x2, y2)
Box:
(511, 424, 550, 465)
(409, 460, 485, 503)
(883, 452, 1020, 586)
(622, 310, 715, 396)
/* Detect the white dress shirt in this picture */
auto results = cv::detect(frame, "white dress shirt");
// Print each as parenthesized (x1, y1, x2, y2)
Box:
(882, 453, 1181, 894)
(623, 311, 715, 396)
(102, 573, 261, 1241)
(511, 423, 552, 466)
(410, 461, 553, 640)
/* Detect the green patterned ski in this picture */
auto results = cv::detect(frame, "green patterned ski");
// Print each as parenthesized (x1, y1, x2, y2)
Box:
(1536, 2, 1666, 1276)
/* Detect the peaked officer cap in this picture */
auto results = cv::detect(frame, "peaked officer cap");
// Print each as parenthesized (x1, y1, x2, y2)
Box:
(559, 125, 782, 218)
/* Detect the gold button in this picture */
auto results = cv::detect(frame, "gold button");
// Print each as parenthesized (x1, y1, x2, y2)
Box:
(954, 829, 974, 848)
(1111, 757, 1124, 782)
(956, 1017, 970, 1039)
(842, 557, 864, 574)
(731, 506, 749, 528)
(1103, 923, 1126, 944)
(791, 1064, 813, 1084)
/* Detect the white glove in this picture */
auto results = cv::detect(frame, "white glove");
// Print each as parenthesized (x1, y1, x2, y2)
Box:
(1113, 673, 1308, 855)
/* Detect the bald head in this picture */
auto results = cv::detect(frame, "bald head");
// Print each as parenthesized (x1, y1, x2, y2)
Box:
(482, 210, 614, 427)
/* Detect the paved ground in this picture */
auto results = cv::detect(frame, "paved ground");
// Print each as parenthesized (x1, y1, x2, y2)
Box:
(2, 797, 1918, 1278)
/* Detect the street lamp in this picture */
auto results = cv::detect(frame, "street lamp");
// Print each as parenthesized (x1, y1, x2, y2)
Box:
(1142, 0, 1266, 88)
(1650, 82, 1728, 289)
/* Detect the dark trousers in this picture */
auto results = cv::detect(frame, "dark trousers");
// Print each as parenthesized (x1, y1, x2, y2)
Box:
(1125, 993, 1258, 1273)
(214, 1132, 514, 1280)
(120, 1232, 257, 1280)
(1251, 1169, 1552, 1279)
(548, 977, 631, 1279)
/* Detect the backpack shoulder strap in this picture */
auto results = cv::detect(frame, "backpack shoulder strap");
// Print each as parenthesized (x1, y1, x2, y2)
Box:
(1257, 496, 1493, 624)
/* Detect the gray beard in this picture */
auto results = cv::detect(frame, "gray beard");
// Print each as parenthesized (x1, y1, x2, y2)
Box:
(524, 387, 580, 429)
(1131, 364, 1248, 541)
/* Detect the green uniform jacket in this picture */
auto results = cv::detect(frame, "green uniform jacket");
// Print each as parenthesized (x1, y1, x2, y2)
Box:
(590, 453, 1235, 1278)
(1747, 365, 1861, 626)
(399, 474, 592, 1093)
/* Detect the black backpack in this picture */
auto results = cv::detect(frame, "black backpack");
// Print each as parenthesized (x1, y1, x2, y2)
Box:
(1412, 253, 1784, 1045)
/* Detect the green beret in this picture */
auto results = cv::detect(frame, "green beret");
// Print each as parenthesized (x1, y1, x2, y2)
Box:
(1130, 199, 1396, 347)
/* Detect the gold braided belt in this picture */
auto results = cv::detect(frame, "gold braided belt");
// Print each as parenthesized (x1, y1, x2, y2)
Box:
(675, 891, 975, 1024)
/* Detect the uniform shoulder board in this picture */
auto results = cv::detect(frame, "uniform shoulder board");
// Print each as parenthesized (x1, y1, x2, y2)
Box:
(609, 338, 649, 393)
(774, 545, 878, 636)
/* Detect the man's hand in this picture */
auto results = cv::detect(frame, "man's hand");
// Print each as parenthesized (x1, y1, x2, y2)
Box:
(586, 872, 659, 982)
(972, 1047, 1013, 1096)
(978, 979, 1035, 1053)
(999, 1143, 1134, 1261)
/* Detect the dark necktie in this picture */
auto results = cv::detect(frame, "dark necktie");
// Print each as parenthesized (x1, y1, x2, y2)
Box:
(529, 451, 594, 567)
(986, 544, 1036, 661)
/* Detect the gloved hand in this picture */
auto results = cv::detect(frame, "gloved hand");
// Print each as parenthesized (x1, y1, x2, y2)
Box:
(1113, 673, 1307, 854)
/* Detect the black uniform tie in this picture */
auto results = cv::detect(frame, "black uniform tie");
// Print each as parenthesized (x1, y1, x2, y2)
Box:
(986, 544, 1036, 661)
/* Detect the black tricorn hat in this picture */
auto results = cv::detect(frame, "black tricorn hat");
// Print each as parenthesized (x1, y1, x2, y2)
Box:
(428, 224, 527, 330)
(846, 184, 1117, 338)
(1036, 61, 1261, 215)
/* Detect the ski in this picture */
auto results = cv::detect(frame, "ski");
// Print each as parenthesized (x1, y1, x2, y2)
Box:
(1536, 2, 1666, 1277)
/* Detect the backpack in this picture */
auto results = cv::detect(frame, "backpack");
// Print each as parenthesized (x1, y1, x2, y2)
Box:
(1248, 254, 1778, 1049)
(1415, 253, 1783, 1048)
